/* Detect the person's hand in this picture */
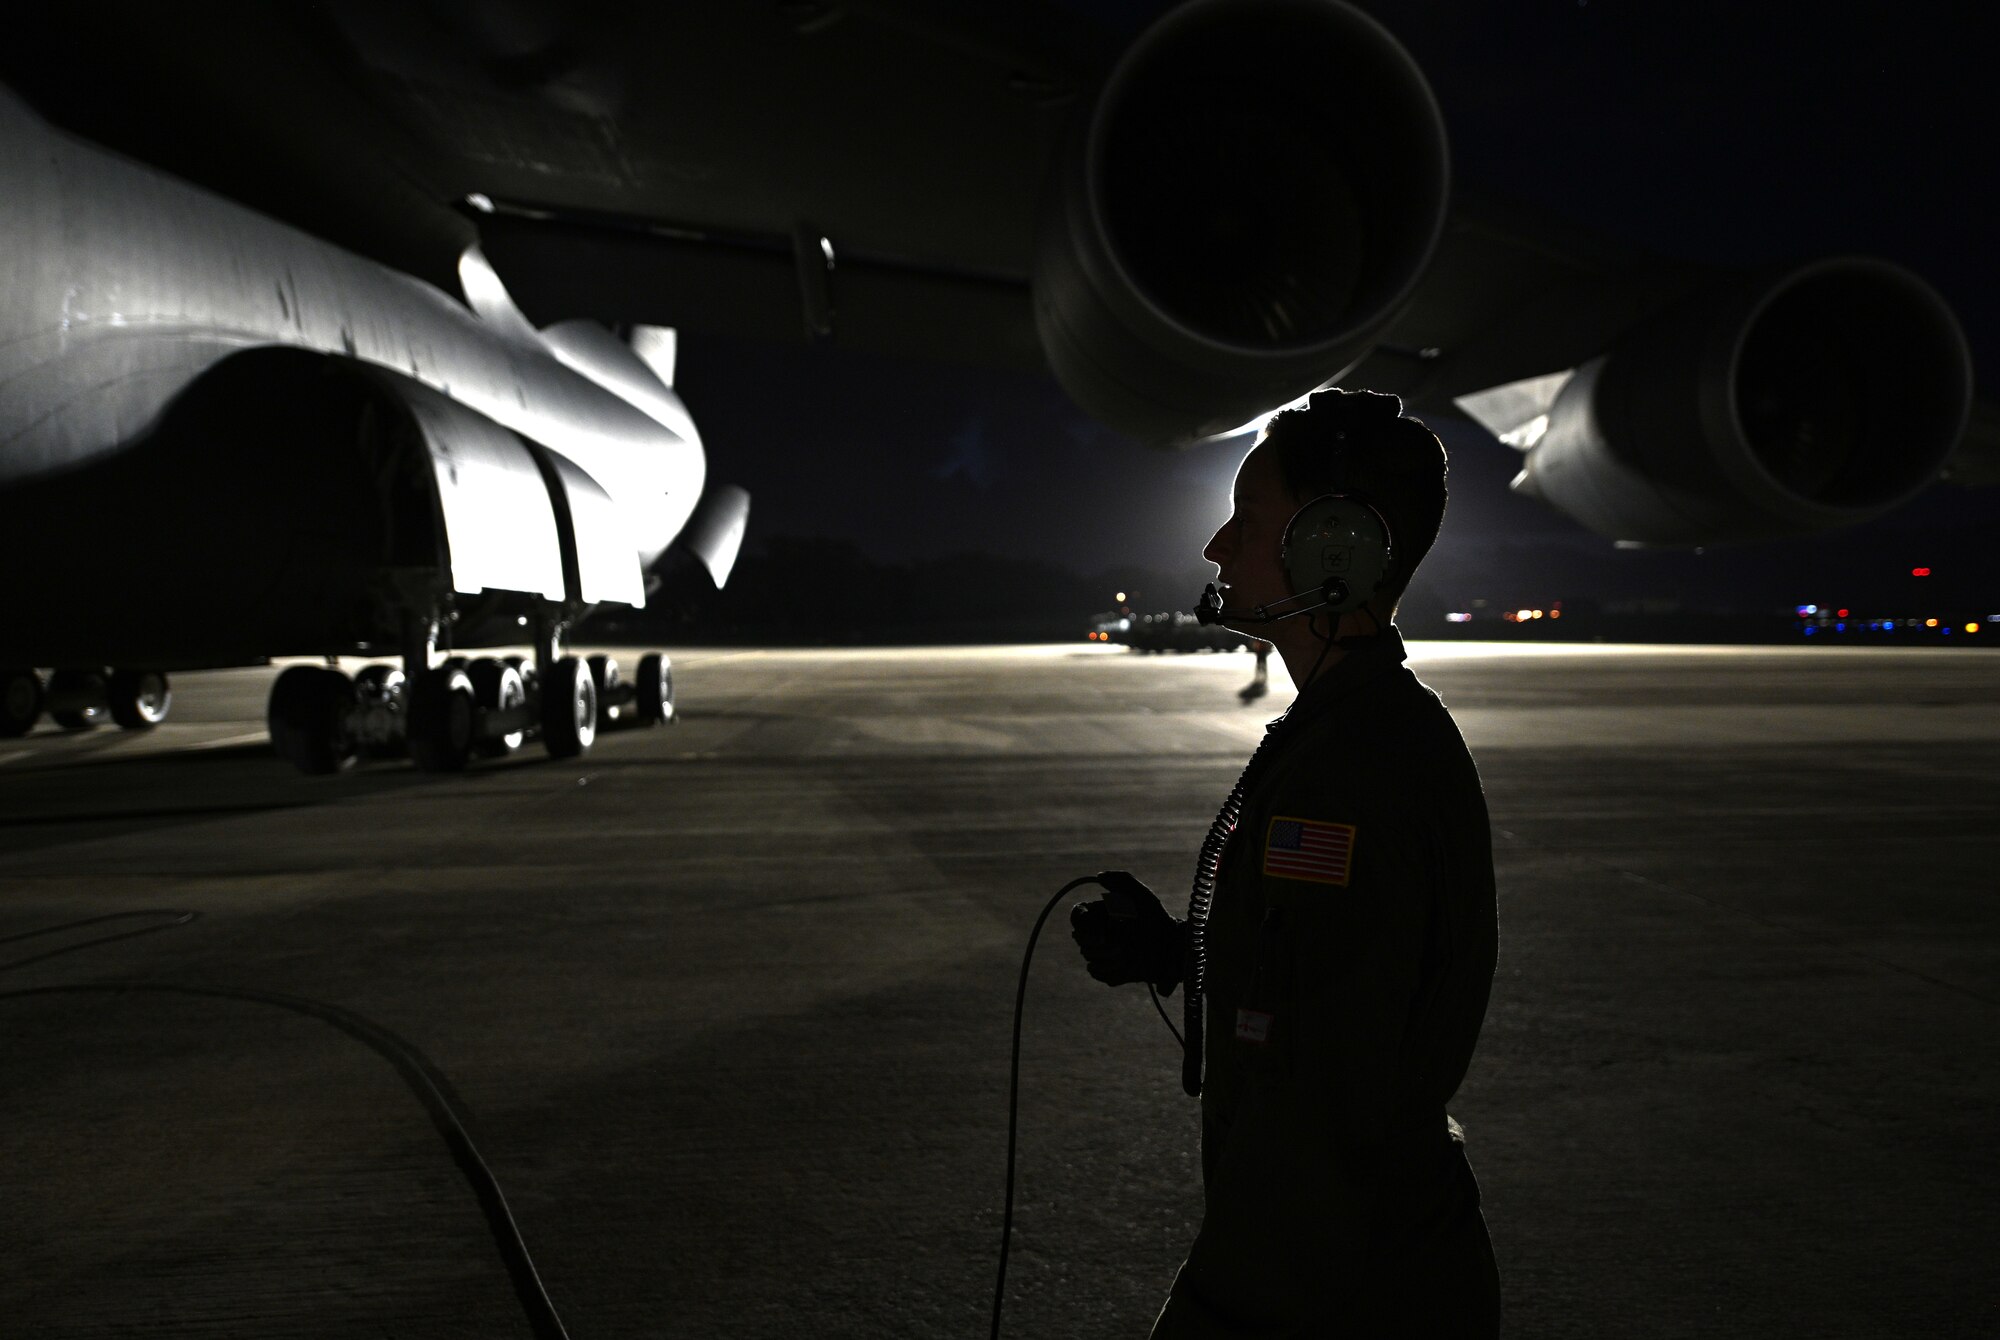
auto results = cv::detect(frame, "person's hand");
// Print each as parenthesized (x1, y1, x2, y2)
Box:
(1070, 871, 1185, 994)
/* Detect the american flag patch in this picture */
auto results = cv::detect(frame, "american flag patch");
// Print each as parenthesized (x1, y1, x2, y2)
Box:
(1262, 816, 1355, 886)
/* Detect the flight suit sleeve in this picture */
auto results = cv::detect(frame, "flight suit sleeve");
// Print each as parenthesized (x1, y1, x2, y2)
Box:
(1155, 769, 1435, 1338)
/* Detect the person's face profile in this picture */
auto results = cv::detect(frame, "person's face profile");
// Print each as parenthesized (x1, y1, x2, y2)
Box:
(1203, 443, 1297, 626)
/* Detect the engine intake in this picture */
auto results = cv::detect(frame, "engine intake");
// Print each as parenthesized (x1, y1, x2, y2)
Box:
(1033, 0, 1449, 445)
(1514, 258, 1971, 545)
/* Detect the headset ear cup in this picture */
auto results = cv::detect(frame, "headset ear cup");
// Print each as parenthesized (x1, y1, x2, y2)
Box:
(1281, 494, 1394, 614)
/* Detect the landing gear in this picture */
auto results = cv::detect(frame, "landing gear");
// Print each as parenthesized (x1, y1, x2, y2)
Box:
(259, 600, 673, 774)
(467, 658, 527, 758)
(16, 667, 173, 734)
(48, 668, 110, 729)
(407, 665, 476, 773)
(1, 668, 43, 737)
(268, 665, 358, 774)
(634, 652, 675, 726)
(540, 656, 598, 760)
(353, 664, 408, 757)
(586, 654, 622, 732)
(108, 670, 172, 729)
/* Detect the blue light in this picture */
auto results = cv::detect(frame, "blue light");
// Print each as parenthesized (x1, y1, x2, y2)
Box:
(1803, 626, 1815, 637)
(1797, 604, 1818, 615)
(1836, 622, 1846, 632)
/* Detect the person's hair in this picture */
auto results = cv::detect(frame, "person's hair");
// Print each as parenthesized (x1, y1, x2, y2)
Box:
(1259, 388, 1448, 609)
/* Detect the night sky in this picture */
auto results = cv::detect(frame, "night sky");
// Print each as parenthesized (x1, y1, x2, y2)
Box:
(677, 1, 1995, 611)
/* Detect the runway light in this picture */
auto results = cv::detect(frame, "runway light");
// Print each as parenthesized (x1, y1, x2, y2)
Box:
(464, 192, 496, 213)
(1115, 592, 1126, 603)
(1837, 609, 1850, 618)
(1796, 604, 1818, 615)
(1967, 623, 1981, 635)
(1549, 609, 1561, 619)
(1517, 609, 1533, 621)
(1926, 618, 1939, 628)
(1445, 612, 1473, 623)
(1912, 567, 1932, 577)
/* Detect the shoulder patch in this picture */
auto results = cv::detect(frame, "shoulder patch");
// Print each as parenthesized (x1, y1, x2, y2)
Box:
(1262, 816, 1355, 886)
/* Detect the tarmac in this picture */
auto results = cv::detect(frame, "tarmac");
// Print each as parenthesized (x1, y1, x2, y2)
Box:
(1, 642, 1994, 1339)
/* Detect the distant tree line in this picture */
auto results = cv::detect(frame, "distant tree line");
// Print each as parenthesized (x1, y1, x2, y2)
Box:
(594, 523, 1999, 648)
(598, 536, 1221, 646)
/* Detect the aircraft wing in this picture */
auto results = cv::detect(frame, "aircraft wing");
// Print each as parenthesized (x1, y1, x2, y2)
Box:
(0, 0, 1982, 652)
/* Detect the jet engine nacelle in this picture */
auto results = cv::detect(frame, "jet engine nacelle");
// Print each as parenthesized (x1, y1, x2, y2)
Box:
(1032, 0, 1449, 446)
(1512, 258, 1972, 545)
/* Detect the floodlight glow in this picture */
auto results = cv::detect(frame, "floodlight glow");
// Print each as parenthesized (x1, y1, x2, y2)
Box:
(1208, 390, 1316, 441)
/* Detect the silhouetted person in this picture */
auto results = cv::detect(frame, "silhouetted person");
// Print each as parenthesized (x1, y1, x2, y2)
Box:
(1238, 638, 1272, 703)
(1072, 389, 1500, 1338)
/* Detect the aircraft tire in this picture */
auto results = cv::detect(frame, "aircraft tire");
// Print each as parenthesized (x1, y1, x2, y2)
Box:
(0, 667, 43, 737)
(586, 654, 621, 732)
(49, 668, 109, 730)
(468, 658, 527, 758)
(353, 665, 408, 757)
(355, 664, 404, 696)
(108, 669, 172, 729)
(268, 666, 357, 774)
(408, 666, 477, 773)
(541, 656, 597, 760)
(634, 652, 674, 727)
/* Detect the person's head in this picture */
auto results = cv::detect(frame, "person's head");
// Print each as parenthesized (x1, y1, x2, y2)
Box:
(1203, 388, 1448, 632)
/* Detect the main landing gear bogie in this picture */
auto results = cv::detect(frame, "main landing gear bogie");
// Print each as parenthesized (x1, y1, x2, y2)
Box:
(266, 649, 675, 776)
(1, 666, 174, 737)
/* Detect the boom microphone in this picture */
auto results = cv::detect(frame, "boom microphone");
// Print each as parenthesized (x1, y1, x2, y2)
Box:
(1193, 580, 1347, 626)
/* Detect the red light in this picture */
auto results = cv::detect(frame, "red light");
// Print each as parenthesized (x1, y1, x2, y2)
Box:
(1837, 609, 1849, 618)
(1912, 567, 1932, 577)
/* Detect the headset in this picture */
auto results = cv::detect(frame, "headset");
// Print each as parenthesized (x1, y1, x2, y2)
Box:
(1195, 489, 1397, 627)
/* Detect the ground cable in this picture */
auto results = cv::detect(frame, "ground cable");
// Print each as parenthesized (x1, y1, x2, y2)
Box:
(0, 915, 572, 1340)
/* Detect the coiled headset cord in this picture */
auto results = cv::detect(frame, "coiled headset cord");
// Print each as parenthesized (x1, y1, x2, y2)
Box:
(1183, 709, 1299, 1098)
(1183, 620, 1340, 1094)
(0, 911, 572, 1340)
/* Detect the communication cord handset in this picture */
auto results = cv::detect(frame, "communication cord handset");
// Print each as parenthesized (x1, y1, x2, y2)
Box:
(990, 869, 1193, 1340)
(992, 713, 1292, 1336)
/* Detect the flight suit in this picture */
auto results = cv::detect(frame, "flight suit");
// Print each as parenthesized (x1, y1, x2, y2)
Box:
(1153, 628, 1500, 1339)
